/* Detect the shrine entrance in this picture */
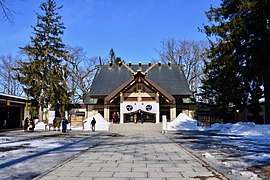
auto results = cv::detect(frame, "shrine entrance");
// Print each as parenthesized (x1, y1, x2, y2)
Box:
(124, 111, 156, 123)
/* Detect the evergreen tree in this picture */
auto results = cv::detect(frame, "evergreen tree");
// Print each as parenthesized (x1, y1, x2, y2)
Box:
(108, 48, 116, 63)
(108, 48, 122, 64)
(114, 57, 122, 65)
(17, 0, 71, 120)
(201, 0, 269, 123)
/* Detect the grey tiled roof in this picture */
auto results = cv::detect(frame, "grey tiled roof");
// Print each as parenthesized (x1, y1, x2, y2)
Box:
(89, 64, 192, 96)
(147, 65, 192, 96)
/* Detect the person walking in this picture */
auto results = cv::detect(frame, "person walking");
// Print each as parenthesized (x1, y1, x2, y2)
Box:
(91, 117, 96, 131)
(134, 113, 137, 124)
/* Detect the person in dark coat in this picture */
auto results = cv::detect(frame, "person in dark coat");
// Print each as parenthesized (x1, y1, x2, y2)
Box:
(62, 117, 69, 132)
(91, 117, 96, 131)
(24, 117, 29, 132)
(140, 112, 144, 124)
(29, 118, 35, 132)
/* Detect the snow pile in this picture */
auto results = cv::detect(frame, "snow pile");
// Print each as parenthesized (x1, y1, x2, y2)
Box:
(35, 121, 71, 131)
(202, 152, 215, 159)
(83, 113, 110, 131)
(207, 123, 233, 131)
(35, 122, 46, 130)
(210, 122, 270, 136)
(167, 113, 201, 130)
(33, 114, 110, 131)
(230, 170, 259, 179)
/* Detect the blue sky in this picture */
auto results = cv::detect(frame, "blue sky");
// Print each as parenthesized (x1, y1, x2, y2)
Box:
(0, 0, 220, 63)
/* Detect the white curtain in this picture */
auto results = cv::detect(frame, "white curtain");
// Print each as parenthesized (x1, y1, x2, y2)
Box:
(121, 102, 159, 114)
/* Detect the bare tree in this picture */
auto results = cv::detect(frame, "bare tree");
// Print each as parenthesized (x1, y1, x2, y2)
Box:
(0, 54, 23, 95)
(156, 38, 208, 96)
(156, 37, 180, 64)
(66, 46, 98, 103)
(0, 0, 14, 23)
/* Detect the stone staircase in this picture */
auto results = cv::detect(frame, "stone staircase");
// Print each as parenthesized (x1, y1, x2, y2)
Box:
(109, 123, 162, 132)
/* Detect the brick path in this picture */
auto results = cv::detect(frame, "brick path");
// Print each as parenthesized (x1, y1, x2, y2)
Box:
(36, 123, 226, 179)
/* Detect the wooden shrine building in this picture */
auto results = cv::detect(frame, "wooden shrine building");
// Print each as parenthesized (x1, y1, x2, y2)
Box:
(84, 62, 195, 123)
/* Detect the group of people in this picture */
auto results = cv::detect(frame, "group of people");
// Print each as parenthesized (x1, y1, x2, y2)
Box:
(112, 111, 145, 124)
(51, 117, 70, 132)
(23, 117, 70, 133)
(23, 117, 35, 132)
(112, 112, 120, 123)
(133, 112, 144, 124)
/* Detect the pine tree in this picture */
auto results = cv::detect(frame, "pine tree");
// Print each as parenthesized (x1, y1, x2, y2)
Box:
(17, 0, 71, 120)
(108, 48, 116, 63)
(201, 0, 269, 123)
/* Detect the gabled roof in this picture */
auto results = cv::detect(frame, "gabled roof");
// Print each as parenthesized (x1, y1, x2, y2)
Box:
(104, 72, 175, 103)
(89, 64, 192, 97)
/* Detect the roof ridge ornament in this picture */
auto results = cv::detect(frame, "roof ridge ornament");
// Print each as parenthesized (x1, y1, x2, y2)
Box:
(134, 69, 146, 77)
(145, 63, 156, 74)
(122, 62, 135, 74)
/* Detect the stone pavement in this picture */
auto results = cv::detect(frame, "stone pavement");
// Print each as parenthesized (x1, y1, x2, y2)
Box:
(36, 124, 226, 180)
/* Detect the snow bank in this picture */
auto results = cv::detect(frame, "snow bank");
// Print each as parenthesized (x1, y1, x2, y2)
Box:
(208, 121, 270, 136)
(83, 113, 110, 131)
(35, 114, 110, 131)
(167, 113, 201, 131)
(167, 113, 270, 136)
(208, 122, 270, 136)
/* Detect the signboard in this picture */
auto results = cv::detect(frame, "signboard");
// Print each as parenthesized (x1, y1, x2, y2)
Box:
(48, 111, 55, 124)
(162, 115, 167, 133)
(121, 102, 159, 114)
(75, 111, 85, 116)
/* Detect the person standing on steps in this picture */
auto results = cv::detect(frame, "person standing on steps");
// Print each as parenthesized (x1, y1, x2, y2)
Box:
(134, 113, 137, 124)
(112, 112, 117, 123)
(140, 112, 144, 124)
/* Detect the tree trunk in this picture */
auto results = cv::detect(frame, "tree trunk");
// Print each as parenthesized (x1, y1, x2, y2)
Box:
(264, 73, 270, 124)
(39, 106, 43, 122)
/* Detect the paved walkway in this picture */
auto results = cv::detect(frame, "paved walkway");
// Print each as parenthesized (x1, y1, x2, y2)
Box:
(36, 124, 226, 180)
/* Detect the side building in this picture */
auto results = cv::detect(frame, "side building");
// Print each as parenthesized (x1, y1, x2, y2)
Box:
(84, 62, 195, 123)
(0, 93, 30, 129)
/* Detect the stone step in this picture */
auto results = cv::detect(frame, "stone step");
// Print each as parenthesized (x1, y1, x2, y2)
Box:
(109, 123, 162, 132)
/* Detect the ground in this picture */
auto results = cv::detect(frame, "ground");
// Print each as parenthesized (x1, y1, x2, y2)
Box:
(167, 130, 270, 180)
(0, 124, 270, 179)
(0, 130, 104, 179)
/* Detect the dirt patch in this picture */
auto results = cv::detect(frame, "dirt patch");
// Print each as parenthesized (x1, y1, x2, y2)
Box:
(41, 133, 92, 138)
(0, 143, 31, 152)
(98, 133, 124, 138)
(107, 133, 124, 137)
(41, 134, 73, 138)
(248, 165, 270, 179)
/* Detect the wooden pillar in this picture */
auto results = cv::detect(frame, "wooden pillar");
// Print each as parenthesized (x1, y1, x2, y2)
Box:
(156, 92, 160, 123)
(104, 105, 110, 121)
(120, 92, 124, 123)
(170, 105, 176, 121)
